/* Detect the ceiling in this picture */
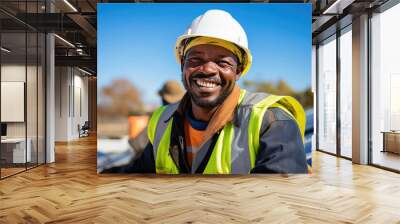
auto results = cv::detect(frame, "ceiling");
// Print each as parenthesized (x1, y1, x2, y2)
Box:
(0, 0, 97, 74)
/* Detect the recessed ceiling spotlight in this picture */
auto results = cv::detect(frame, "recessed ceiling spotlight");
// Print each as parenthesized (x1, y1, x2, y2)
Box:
(1, 47, 11, 53)
(54, 34, 75, 48)
(63, 0, 78, 12)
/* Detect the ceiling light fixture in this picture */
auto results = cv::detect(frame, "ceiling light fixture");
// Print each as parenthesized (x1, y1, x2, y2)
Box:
(54, 34, 75, 48)
(63, 0, 78, 12)
(76, 48, 85, 55)
(1, 47, 11, 53)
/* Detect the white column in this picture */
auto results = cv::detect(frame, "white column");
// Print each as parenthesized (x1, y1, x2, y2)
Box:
(45, 0, 56, 163)
(352, 14, 369, 164)
(46, 33, 55, 163)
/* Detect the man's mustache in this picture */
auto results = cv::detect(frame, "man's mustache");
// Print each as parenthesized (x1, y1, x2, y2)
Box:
(190, 73, 222, 84)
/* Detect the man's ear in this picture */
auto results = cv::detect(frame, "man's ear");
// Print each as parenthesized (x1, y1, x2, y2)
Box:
(235, 65, 243, 81)
(180, 58, 185, 72)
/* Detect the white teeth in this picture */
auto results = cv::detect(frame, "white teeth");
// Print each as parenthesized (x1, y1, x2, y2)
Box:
(196, 80, 217, 88)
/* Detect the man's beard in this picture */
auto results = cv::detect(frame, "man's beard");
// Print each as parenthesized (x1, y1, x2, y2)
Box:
(182, 73, 235, 109)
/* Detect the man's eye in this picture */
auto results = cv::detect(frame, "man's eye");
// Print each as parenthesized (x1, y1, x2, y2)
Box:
(218, 60, 232, 67)
(188, 57, 201, 63)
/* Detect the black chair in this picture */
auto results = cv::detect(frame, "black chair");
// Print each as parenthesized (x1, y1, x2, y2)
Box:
(79, 121, 90, 138)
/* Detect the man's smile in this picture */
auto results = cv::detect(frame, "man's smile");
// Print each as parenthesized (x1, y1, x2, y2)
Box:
(191, 77, 222, 93)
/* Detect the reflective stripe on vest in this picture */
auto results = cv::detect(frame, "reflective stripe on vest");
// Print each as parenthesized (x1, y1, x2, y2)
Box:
(147, 89, 305, 174)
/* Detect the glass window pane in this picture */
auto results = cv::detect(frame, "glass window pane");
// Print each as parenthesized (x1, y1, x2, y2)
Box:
(38, 32, 45, 165)
(339, 27, 352, 158)
(26, 0, 39, 169)
(1, 31, 27, 177)
(1, 0, 46, 179)
(371, 3, 400, 171)
(318, 35, 337, 154)
(27, 31, 38, 169)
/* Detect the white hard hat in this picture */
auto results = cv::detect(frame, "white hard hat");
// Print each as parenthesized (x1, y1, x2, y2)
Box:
(175, 9, 252, 76)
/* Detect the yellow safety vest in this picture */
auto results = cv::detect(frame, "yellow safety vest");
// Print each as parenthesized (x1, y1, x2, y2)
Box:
(147, 89, 306, 174)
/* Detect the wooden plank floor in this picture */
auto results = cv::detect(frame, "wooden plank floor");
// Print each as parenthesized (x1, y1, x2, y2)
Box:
(1, 135, 400, 223)
(1, 167, 26, 178)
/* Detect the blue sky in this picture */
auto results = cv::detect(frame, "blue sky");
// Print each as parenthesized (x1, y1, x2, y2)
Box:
(98, 3, 311, 105)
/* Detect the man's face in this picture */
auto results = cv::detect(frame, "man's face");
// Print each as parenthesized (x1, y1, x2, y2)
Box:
(182, 44, 241, 108)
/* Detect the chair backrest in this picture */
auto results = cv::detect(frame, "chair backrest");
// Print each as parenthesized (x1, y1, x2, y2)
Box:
(82, 121, 90, 129)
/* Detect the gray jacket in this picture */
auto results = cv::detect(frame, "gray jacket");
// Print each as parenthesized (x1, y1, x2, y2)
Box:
(102, 105, 308, 174)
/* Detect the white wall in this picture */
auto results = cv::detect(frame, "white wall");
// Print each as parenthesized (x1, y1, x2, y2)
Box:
(55, 66, 69, 141)
(1, 63, 46, 164)
(1, 82, 25, 122)
(1, 65, 36, 138)
(1, 65, 26, 133)
(55, 67, 89, 141)
(72, 72, 89, 138)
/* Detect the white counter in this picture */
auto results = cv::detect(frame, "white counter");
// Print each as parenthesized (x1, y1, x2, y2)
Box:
(1, 138, 31, 163)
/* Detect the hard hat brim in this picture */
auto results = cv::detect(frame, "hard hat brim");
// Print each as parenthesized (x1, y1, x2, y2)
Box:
(175, 34, 252, 76)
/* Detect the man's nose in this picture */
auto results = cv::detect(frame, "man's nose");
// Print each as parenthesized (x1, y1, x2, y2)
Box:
(199, 61, 218, 75)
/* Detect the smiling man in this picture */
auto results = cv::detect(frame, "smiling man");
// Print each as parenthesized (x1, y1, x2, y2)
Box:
(104, 9, 308, 174)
